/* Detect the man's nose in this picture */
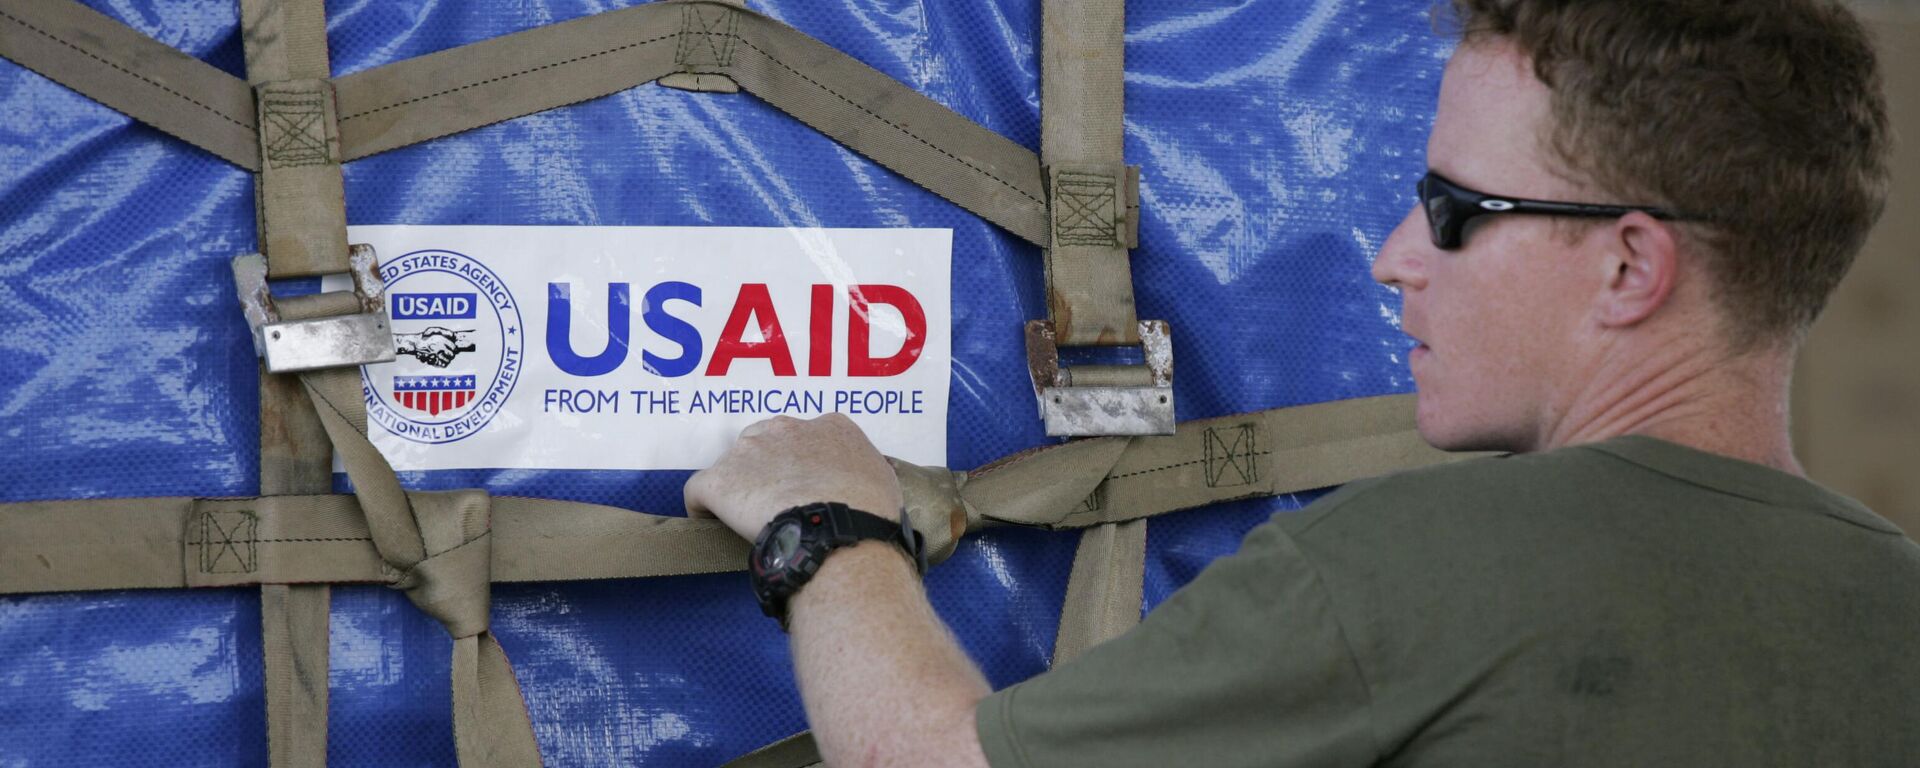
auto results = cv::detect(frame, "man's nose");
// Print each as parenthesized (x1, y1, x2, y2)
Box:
(1372, 206, 1429, 291)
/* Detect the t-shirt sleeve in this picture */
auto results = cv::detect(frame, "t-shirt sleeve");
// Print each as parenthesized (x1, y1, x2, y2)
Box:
(974, 519, 1378, 768)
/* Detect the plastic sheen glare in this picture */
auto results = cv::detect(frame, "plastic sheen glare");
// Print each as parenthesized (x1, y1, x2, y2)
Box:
(0, 0, 1444, 764)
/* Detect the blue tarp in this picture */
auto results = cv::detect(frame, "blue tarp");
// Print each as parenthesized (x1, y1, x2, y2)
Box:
(0, 0, 1446, 764)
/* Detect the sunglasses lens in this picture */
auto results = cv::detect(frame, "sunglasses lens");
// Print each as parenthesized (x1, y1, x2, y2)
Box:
(1419, 175, 1456, 248)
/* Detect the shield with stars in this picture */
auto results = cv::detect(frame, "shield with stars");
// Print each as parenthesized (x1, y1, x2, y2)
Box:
(392, 374, 478, 416)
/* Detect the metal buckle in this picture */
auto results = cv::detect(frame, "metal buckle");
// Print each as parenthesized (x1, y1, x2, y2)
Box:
(1025, 320, 1175, 437)
(231, 244, 396, 374)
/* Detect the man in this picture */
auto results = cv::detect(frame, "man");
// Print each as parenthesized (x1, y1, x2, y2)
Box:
(686, 0, 1920, 764)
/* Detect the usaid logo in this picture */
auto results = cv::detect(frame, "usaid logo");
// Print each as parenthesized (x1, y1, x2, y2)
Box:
(363, 249, 523, 444)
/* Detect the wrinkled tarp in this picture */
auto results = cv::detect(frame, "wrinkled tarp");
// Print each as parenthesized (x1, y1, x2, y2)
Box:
(0, 0, 1446, 764)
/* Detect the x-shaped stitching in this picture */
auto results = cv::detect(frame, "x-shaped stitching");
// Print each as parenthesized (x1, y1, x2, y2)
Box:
(1054, 173, 1118, 244)
(262, 95, 329, 166)
(199, 511, 257, 573)
(677, 6, 737, 69)
(1205, 425, 1256, 487)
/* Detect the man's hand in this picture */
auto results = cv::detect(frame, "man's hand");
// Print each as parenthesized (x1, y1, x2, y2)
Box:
(685, 413, 905, 541)
(689, 414, 990, 767)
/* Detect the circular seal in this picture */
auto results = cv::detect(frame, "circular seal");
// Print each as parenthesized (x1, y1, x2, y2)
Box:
(363, 249, 524, 445)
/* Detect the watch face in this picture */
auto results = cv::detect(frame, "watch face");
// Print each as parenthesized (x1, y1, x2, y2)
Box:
(764, 521, 804, 571)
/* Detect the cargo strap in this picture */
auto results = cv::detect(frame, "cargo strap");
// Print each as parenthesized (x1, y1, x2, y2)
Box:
(0, 394, 1464, 590)
(235, 1, 351, 764)
(241, 0, 349, 278)
(723, 731, 822, 768)
(657, 0, 746, 93)
(1040, 0, 1139, 348)
(2, 394, 1458, 594)
(0, 1, 259, 168)
(1030, 0, 1156, 670)
(0, 0, 1051, 247)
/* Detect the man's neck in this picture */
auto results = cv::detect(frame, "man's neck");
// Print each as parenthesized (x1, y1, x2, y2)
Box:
(1540, 332, 1804, 476)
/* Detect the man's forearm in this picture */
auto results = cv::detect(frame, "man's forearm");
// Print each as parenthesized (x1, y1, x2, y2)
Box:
(789, 541, 993, 768)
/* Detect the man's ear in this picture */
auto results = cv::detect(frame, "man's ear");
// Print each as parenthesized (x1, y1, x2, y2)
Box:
(1595, 211, 1681, 328)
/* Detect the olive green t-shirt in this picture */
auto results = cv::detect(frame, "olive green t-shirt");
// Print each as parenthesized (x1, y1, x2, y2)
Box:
(976, 436, 1920, 767)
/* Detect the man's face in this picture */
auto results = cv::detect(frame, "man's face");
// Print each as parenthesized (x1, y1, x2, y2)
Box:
(1372, 39, 1596, 453)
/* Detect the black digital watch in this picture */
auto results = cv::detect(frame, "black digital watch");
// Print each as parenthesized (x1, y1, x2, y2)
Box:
(748, 501, 927, 630)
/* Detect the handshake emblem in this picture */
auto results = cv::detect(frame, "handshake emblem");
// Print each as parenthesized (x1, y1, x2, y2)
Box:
(394, 327, 477, 368)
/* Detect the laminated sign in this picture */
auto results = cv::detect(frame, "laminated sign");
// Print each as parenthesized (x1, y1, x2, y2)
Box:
(327, 225, 952, 470)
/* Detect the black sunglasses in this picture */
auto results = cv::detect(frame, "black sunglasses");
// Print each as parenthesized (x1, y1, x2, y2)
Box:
(1417, 171, 1690, 250)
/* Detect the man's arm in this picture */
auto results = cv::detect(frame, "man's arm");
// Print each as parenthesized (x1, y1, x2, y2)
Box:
(685, 414, 993, 768)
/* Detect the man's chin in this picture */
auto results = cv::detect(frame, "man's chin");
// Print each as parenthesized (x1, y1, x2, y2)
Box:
(1413, 396, 1524, 454)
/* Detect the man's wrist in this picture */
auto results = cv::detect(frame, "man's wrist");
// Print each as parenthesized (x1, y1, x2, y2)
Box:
(748, 503, 924, 629)
(788, 540, 923, 627)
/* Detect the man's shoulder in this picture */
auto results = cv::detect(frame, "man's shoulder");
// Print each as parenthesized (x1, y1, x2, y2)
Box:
(1272, 443, 1628, 540)
(1259, 436, 1920, 584)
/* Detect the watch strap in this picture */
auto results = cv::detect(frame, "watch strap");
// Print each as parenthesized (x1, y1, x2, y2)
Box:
(751, 502, 926, 631)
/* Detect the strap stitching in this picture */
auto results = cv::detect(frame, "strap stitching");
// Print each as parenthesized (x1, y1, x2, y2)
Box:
(1203, 424, 1258, 487)
(0, 9, 252, 131)
(1107, 449, 1274, 480)
(1052, 170, 1120, 246)
(733, 36, 1046, 207)
(339, 33, 678, 122)
(199, 510, 258, 573)
(259, 89, 333, 167)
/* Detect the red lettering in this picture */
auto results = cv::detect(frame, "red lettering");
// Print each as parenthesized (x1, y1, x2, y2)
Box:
(848, 284, 926, 377)
(809, 284, 833, 376)
(706, 284, 797, 376)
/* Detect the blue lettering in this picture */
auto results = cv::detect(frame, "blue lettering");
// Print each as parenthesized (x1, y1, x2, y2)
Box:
(547, 282, 630, 376)
(641, 281, 703, 378)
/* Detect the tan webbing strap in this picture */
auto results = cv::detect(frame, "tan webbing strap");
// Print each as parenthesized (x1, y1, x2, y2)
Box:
(658, 0, 745, 94)
(243, 4, 347, 754)
(1051, 518, 1146, 665)
(3, 1, 1054, 248)
(330, 2, 682, 161)
(490, 496, 749, 581)
(962, 394, 1465, 531)
(720, 731, 822, 768)
(1032, 0, 1152, 656)
(241, 1, 349, 756)
(0, 493, 750, 595)
(326, 1, 1050, 243)
(0, 395, 1449, 594)
(260, 582, 330, 768)
(0, 1, 260, 170)
(242, 0, 349, 278)
(258, 365, 334, 768)
(297, 368, 545, 767)
(720, 9, 1050, 245)
(0, 496, 194, 593)
(0, 395, 1461, 597)
(1040, 0, 1136, 346)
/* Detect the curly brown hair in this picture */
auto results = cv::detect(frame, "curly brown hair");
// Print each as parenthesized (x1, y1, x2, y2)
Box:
(1443, 0, 1892, 348)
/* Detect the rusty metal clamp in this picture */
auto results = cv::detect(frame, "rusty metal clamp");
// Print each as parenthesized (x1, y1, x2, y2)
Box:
(231, 245, 396, 374)
(1025, 319, 1175, 437)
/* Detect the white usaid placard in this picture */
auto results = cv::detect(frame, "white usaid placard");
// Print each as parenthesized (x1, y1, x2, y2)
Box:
(325, 225, 951, 471)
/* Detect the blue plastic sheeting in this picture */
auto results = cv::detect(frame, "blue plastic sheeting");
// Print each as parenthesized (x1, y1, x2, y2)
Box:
(0, 0, 1447, 764)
